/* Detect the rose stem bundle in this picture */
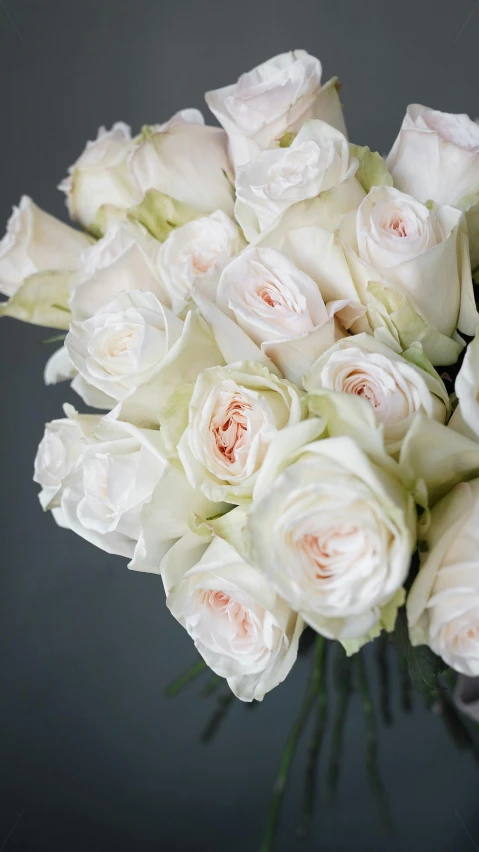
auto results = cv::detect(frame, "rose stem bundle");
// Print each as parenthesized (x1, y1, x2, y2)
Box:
(376, 633, 392, 726)
(165, 658, 207, 697)
(298, 637, 328, 838)
(259, 635, 325, 852)
(356, 652, 393, 833)
(326, 648, 353, 801)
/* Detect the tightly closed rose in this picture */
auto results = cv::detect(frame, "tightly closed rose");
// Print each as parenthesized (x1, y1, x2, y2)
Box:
(162, 534, 303, 701)
(59, 122, 138, 231)
(33, 404, 99, 514)
(0, 196, 91, 298)
(129, 120, 235, 217)
(50, 411, 219, 572)
(164, 362, 305, 503)
(213, 246, 359, 384)
(387, 104, 479, 268)
(304, 334, 449, 453)
(69, 220, 168, 321)
(234, 120, 358, 240)
(407, 479, 479, 676)
(205, 50, 346, 169)
(246, 422, 415, 643)
(343, 185, 476, 339)
(157, 210, 244, 315)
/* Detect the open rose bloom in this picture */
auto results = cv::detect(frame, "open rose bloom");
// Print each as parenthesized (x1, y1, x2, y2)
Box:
(5, 48, 479, 721)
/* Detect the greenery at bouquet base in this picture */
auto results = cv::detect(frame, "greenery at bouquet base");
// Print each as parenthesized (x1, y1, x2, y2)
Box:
(166, 611, 479, 852)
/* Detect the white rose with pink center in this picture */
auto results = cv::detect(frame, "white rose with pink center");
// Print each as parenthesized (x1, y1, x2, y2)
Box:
(162, 534, 303, 701)
(163, 362, 305, 503)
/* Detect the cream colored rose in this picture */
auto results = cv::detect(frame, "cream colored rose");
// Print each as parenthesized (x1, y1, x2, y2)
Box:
(69, 220, 168, 321)
(129, 120, 235, 216)
(407, 479, 479, 676)
(59, 122, 137, 230)
(246, 422, 415, 642)
(65, 290, 184, 405)
(213, 246, 356, 384)
(348, 185, 476, 339)
(234, 120, 358, 240)
(0, 196, 91, 298)
(33, 404, 99, 511)
(304, 334, 449, 453)
(449, 327, 479, 440)
(162, 534, 303, 701)
(205, 50, 346, 168)
(54, 411, 219, 572)
(387, 104, 479, 267)
(157, 210, 244, 315)
(165, 362, 304, 503)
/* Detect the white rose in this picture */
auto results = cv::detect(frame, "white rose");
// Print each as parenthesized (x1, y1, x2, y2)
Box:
(157, 210, 244, 315)
(349, 185, 476, 338)
(304, 334, 449, 454)
(33, 403, 99, 511)
(164, 362, 304, 503)
(162, 534, 303, 701)
(407, 479, 479, 676)
(59, 122, 137, 230)
(235, 120, 358, 240)
(213, 246, 356, 384)
(57, 411, 220, 572)
(0, 196, 91, 298)
(65, 290, 184, 404)
(449, 327, 479, 440)
(387, 104, 479, 267)
(69, 220, 168, 321)
(246, 421, 415, 642)
(205, 50, 346, 168)
(129, 120, 234, 216)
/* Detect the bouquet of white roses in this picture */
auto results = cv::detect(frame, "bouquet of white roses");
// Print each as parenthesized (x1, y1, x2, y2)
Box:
(3, 49, 479, 740)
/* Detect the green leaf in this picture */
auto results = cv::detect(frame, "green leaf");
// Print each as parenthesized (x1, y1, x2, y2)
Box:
(128, 188, 202, 242)
(349, 144, 393, 192)
(390, 607, 446, 694)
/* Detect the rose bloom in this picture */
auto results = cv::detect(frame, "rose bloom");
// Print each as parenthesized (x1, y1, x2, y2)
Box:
(0, 196, 91, 298)
(45, 411, 219, 573)
(387, 104, 479, 267)
(157, 210, 244, 315)
(304, 334, 449, 453)
(247, 423, 415, 642)
(234, 120, 358, 240)
(162, 534, 303, 701)
(214, 246, 356, 385)
(205, 50, 346, 168)
(448, 328, 479, 441)
(407, 479, 479, 676)
(348, 185, 475, 338)
(59, 122, 137, 230)
(168, 362, 304, 503)
(69, 220, 169, 321)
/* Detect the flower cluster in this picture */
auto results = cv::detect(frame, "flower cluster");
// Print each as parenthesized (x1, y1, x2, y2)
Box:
(4, 50, 479, 699)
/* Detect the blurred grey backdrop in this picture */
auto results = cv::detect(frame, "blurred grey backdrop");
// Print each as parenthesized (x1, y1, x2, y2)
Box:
(1, 1, 479, 850)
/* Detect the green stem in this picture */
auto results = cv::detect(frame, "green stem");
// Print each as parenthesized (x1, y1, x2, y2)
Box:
(398, 653, 412, 713)
(376, 633, 392, 726)
(201, 690, 235, 742)
(326, 649, 352, 802)
(357, 652, 393, 833)
(298, 638, 328, 838)
(165, 658, 206, 697)
(201, 674, 223, 698)
(259, 636, 323, 852)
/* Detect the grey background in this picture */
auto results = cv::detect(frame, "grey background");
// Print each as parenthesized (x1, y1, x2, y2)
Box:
(1, 1, 479, 850)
